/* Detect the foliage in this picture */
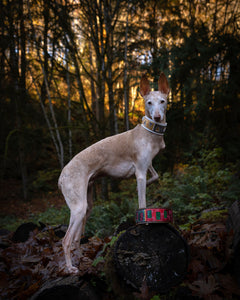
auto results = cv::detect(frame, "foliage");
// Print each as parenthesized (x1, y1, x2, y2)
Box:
(1, 2, 239, 296)
(31, 169, 60, 192)
(0, 227, 108, 299)
(0, 206, 70, 232)
(1, 218, 240, 299)
(183, 222, 240, 299)
(0, 215, 23, 232)
(149, 148, 240, 225)
(0, 0, 239, 200)
(2, 147, 239, 236)
(85, 184, 138, 237)
(31, 206, 70, 227)
(200, 209, 228, 223)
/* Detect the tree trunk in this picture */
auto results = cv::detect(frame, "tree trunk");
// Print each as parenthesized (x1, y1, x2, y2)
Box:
(89, 40, 98, 133)
(226, 200, 240, 287)
(108, 64, 116, 136)
(9, 0, 28, 200)
(19, 0, 28, 200)
(113, 224, 189, 293)
(30, 70, 62, 168)
(66, 48, 72, 160)
(123, 3, 129, 131)
(41, 0, 50, 103)
(28, 3, 65, 170)
(31, 277, 100, 300)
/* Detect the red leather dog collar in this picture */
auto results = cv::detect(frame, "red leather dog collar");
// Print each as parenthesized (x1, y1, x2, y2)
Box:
(136, 208, 173, 224)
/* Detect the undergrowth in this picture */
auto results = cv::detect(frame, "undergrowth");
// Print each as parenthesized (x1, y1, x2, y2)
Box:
(149, 148, 240, 227)
(1, 148, 240, 234)
(0, 206, 70, 232)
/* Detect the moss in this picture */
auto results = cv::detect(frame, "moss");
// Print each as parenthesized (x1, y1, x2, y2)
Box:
(200, 209, 228, 223)
(103, 232, 136, 300)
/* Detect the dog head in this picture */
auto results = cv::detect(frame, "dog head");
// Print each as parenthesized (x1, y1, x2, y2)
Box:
(140, 73, 169, 123)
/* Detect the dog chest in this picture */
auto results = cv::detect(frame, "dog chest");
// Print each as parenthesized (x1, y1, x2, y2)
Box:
(101, 161, 136, 179)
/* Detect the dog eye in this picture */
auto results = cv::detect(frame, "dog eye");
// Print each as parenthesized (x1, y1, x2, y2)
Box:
(147, 101, 152, 105)
(160, 100, 165, 104)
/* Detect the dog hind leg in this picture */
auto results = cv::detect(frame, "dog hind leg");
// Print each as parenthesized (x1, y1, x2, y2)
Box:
(72, 182, 94, 250)
(61, 180, 88, 274)
(81, 182, 94, 237)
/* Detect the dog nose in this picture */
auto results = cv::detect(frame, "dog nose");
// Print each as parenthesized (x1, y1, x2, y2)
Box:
(154, 117, 161, 122)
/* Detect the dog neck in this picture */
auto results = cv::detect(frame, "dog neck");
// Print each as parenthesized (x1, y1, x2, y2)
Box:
(141, 116, 167, 135)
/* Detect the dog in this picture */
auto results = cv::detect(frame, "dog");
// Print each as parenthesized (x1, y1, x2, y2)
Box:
(58, 72, 170, 273)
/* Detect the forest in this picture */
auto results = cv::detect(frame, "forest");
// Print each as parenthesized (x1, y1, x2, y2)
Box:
(0, 0, 240, 298)
(1, 0, 239, 200)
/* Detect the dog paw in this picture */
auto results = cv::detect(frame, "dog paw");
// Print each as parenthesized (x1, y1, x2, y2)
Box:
(67, 266, 79, 274)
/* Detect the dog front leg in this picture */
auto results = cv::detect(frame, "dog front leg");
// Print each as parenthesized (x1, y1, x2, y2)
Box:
(136, 169, 147, 209)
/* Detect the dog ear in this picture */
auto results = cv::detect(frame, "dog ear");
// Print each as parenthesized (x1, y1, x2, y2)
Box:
(158, 72, 170, 95)
(140, 74, 151, 96)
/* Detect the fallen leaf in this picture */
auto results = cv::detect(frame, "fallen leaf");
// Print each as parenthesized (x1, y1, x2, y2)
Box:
(189, 275, 219, 296)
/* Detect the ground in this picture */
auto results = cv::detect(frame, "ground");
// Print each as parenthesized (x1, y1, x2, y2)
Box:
(1, 180, 240, 299)
(0, 179, 65, 220)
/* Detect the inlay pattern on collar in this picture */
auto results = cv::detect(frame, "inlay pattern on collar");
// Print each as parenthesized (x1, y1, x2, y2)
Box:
(141, 116, 167, 135)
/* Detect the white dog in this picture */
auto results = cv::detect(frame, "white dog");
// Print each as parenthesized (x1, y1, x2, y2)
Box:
(58, 72, 170, 273)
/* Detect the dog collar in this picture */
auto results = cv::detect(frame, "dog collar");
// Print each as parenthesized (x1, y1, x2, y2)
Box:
(141, 116, 167, 135)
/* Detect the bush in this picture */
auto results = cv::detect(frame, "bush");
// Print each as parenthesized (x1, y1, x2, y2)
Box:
(85, 148, 239, 232)
(2, 148, 239, 237)
(31, 169, 60, 192)
(150, 148, 240, 224)
(85, 188, 138, 237)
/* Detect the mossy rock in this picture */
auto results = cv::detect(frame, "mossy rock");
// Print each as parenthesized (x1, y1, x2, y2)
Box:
(200, 209, 228, 223)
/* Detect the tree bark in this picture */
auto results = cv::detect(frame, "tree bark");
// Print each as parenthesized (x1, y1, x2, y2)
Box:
(227, 200, 240, 287)
(28, 3, 65, 169)
(9, 0, 28, 199)
(113, 224, 189, 293)
(66, 48, 72, 160)
(123, 3, 129, 131)
(31, 277, 100, 300)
